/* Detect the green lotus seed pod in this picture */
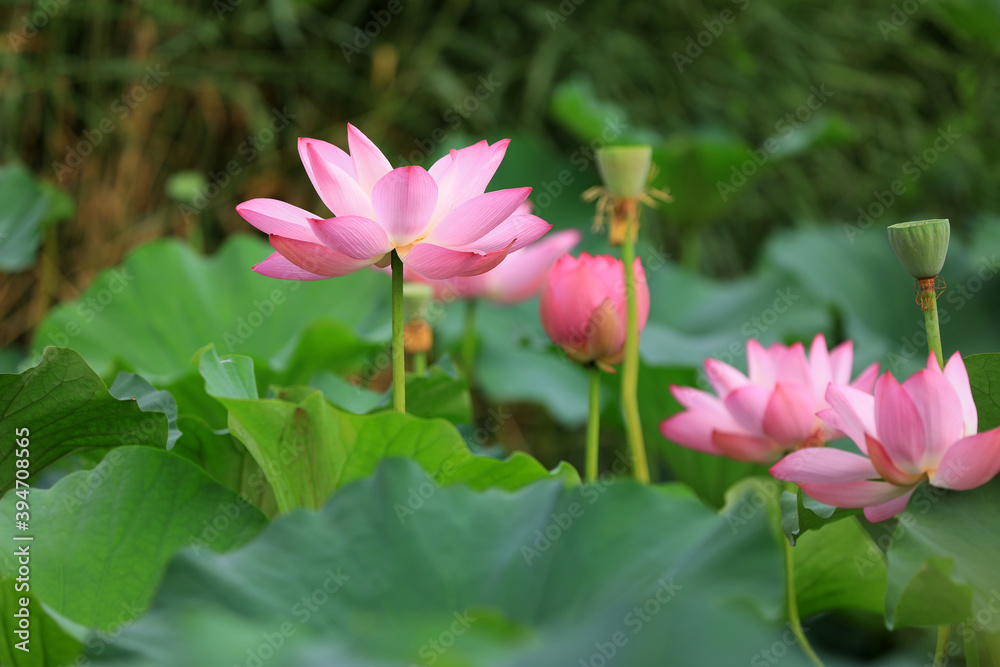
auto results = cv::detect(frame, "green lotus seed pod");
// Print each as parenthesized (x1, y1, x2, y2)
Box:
(887, 219, 950, 279)
(596, 146, 652, 199)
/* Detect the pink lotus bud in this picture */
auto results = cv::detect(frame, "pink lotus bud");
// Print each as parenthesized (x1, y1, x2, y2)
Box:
(539, 252, 649, 366)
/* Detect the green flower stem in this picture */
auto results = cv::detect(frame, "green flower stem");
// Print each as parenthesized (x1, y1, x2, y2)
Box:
(391, 250, 405, 413)
(921, 281, 944, 369)
(413, 352, 427, 376)
(934, 625, 951, 666)
(620, 224, 650, 483)
(963, 623, 980, 667)
(462, 299, 478, 383)
(586, 365, 601, 482)
(783, 484, 824, 667)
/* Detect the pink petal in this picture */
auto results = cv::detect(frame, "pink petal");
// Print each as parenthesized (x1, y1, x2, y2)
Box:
(828, 339, 855, 386)
(796, 480, 914, 511)
(711, 431, 782, 463)
(770, 447, 879, 484)
(671, 385, 724, 412)
(425, 188, 530, 248)
(268, 235, 373, 277)
(302, 141, 374, 218)
(762, 382, 819, 445)
(660, 411, 725, 456)
(347, 124, 393, 196)
(849, 362, 880, 394)
(429, 139, 509, 223)
(252, 252, 329, 280)
(943, 352, 979, 436)
(930, 428, 1000, 490)
(903, 357, 965, 466)
(633, 258, 650, 333)
(809, 334, 832, 399)
(456, 214, 551, 254)
(864, 488, 917, 522)
(403, 241, 511, 281)
(584, 299, 626, 362)
(456, 241, 515, 277)
(703, 359, 750, 397)
(865, 434, 925, 486)
(372, 167, 438, 246)
(746, 339, 776, 387)
(824, 384, 877, 455)
(723, 384, 772, 434)
(479, 229, 581, 303)
(774, 342, 812, 388)
(817, 407, 846, 442)
(236, 199, 320, 243)
(874, 373, 927, 474)
(297, 137, 356, 184)
(308, 215, 391, 260)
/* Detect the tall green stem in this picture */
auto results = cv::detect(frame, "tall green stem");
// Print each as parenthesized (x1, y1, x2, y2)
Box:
(934, 625, 951, 666)
(413, 352, 427, 376)
(921, 282, 944, 369)
(586, 365, 601, 482)
(782, 486, 824, 667)
(391, 250, 405, 413)
(462, 299, 478, 383)
(620, 225, 650, 483)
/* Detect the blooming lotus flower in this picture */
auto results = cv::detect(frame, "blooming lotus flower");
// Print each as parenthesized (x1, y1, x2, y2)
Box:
(660, 335, 879, 464)
(236, 124, 552, 281)
(539, 252, 649, 367)
(771, 352, 1000, 522)
(404, 213, 582, 303)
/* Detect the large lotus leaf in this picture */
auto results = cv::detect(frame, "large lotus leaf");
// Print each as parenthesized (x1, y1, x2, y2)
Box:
(30, 235, 388, 383)
(0, 575, 81, 667)
(0, 447, 267, 632)
(0, 163, 73, 272)
(966, 353, 1000, 431)
(0, 347, 167, 493)
(885, 478, 1000, 630)
(87, 459, 812, 667)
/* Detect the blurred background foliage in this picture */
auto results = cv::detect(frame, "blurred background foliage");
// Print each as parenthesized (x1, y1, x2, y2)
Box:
(2, 0, 1000, 343)
(2, 0, 1000, 465)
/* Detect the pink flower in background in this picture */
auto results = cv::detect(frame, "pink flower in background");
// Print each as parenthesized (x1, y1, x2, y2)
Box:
(539, 252, 649, 367)
(660, 335, 879, 464)
(771, 352, 1000, 522)
(403, 201, 581, 303)
(236, 124, 551, 281)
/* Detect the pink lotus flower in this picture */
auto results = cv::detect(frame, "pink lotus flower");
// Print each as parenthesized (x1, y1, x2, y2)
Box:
(403, 202, 581, 303)
(771, 352, 1000, 522)
(660, 335, 879, 464)
(539, 252, 649, 367)
(236, 124, 552, 281)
